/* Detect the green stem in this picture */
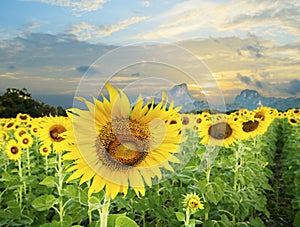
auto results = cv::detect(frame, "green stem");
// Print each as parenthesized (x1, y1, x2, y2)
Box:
(88, 202, 93, 224)
(100, 196, 110, 227)
(18, 158, 23, 209)
(26, 148, 31, 176)
(206, 165, 211, 184)
(56, 153, 64, 223)
(233, 141, 242, 191)
(185, 209, 190, 227)
(45, 155, 48, 175)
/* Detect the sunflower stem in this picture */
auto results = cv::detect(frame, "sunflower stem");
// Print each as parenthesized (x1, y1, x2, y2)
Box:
(185, 209, 190, 227)
(100, 195, 110, 227)
(56, 153, 64, 223)
(45, 155, 48, 175)
(26, 148, 31, 176)
(17, 158, 23, 209)
(233, 141, 242, 191)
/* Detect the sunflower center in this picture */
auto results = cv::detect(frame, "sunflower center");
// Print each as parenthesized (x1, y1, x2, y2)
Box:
(42, 147, 48, 153)
(20, 115, 28, 120)
(182, 116, 189, 125)
(6, 122, 14, 129)
(242, 120, 259, 132)
(208, 122, 232, 140)
(19, 130, 26, 137)
(49, 125, 66, 142)
(96, 119, 151, 168)
(108, 141, 143, 166)
(23, 138, 29, 144)
(188, 199, 200, 209)
(11, 146, 19, 154)
(255, 112, 265, 121)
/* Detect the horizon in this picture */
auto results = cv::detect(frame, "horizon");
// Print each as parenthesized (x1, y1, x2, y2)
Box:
(1, 84, 299, 110)
(1, 1, 300, 105)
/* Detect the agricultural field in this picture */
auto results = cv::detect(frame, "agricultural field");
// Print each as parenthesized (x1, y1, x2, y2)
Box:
(0, 85, 300, 227)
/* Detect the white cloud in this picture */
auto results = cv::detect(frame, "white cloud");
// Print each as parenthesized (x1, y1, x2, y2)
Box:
(21, 0, 107, 12)
(142, 1, 150, 7)
(0, 72, 18, 79)
(69, 17, 149, 41)
(135, 0, 300, 44)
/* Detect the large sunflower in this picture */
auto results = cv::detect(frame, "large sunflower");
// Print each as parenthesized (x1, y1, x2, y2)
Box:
(5, 139, 22, 160)
(199, 113, 244, 148)
(64, 83, 182, 199)
(37, 116, 73, 153)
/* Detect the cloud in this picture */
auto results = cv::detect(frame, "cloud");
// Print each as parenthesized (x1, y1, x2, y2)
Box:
(0, 72, 18, 79)
(142, 1, 150, 7)
(237, 73, 251, 85)
(135, 0, 300, 44)
(282, 79, 300, 95)
(69, 17, 149, 41)
(24, 23, 40, 31)
(255, 80, 263, 89)
(21, 0, 107, 13)
(76, 65, 98, 74)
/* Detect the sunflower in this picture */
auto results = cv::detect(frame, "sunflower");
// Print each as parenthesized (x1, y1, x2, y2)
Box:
(27, 118, 41, 136)
(16, 113, 32, 125)
(180, 113, 200, 133)
(182, 192, 204, 212)
(286, 108, 300, 126)
(64, 83, 182, 199)
(39, 144, 52, 156)
(18, 133, 34, 149)
(199, 113, 243, 148)
(14, 127, 29, 141)
(4, 119, 17, 131)
(5, 139, 22, 160)
(37, 116, 72, 153)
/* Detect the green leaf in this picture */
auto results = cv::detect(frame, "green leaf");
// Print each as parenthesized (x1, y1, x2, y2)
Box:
(39, 176, 56, 187)
(115, 216, 139, 227)
(175, 212, 185, 222)
(187, 219, 196, 227)
(32, 195, 58, 211)
(205, 177, 226, 205)
(108, 214, 126, 227)
(294, 211, 300, 227)
(79, 187, 89, 206)
(4, 200, 21, 219)
(62, 185, 78, 199)
(88, 196, 102, 211)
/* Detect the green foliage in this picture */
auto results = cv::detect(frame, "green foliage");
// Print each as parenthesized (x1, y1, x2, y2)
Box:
(0, 115, 299, 226)
(0, 88, 66, 117)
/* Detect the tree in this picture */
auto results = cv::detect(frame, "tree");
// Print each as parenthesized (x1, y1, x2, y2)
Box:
(0, 88, 66, 118)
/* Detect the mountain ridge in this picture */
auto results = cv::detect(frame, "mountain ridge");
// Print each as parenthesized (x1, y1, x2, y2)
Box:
(169, 83, 300, 112)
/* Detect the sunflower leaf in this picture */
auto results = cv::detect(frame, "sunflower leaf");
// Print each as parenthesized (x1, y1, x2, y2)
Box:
(32, 195, 58, 211)
(39, 176, 56, 187)
(175, 212, 185, 222)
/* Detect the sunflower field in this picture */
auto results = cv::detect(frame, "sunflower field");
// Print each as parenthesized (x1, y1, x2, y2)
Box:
(0, 84, 300, 227)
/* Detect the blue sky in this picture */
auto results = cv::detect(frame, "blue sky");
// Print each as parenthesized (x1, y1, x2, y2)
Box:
(1, 0, 300, 107)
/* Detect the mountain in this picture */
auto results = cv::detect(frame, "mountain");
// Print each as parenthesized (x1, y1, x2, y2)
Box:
(167, 85, 300, 112)
(234, 89, 300, 111)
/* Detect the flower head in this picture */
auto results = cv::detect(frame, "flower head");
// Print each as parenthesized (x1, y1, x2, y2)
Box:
(5, 139, 22, 161)
(65, 83, 182, 199)
(182, 192, 204, 212)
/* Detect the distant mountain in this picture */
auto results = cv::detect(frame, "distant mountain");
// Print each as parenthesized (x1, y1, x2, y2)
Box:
(165, 84, 300, 112)
(234, 89, 300, 111)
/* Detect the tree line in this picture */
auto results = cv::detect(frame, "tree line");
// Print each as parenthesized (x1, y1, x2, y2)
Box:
(0, 88, 66, 118)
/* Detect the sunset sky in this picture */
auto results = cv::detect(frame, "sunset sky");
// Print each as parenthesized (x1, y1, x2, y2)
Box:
(1, 0, 300, 107)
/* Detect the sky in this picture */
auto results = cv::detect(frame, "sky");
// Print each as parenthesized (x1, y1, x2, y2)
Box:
(1, 0, 300, 108)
